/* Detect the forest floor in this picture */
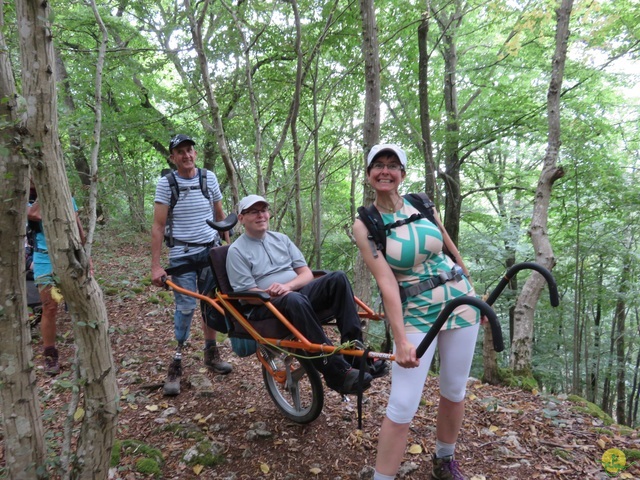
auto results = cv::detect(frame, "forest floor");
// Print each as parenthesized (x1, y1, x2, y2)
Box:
(2, 234, 640, 479)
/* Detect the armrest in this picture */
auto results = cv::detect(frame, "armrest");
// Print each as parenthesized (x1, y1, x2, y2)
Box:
(227, 290, 271, 302)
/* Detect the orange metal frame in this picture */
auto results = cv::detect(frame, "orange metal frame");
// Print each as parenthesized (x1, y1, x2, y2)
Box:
(165, 279, 395, 362)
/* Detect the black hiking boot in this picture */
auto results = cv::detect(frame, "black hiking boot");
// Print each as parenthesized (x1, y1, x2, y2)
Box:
(163, 358, 182, 396)
(43, 346, 60, 376)
(204, 345, 233, 375)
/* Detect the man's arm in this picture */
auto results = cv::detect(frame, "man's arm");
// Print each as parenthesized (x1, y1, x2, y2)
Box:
(151, 202, 169, 286)
(27, 201, 41, 221)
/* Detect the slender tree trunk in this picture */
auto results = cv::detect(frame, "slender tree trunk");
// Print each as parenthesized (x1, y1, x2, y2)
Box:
(185, 0, 239, 203)
(417, 6, 437, 200)
(0, 5, 46, 473)
(511, 0, 571, 374)
(290, 0, 303, 245)
(355, 0, 381, 304)
(615, 261, 630, 424)
(16, 0, 118, 477)
(85, 0, 108, 257)
(434, 1, 464, 245)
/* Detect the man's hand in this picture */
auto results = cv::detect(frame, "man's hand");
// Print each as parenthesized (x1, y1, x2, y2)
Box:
(152, 266, 167, 287)
(265, 282, 293, 297)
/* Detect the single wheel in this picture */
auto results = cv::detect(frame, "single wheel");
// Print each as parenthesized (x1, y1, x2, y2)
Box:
(259, 345, 324, 424)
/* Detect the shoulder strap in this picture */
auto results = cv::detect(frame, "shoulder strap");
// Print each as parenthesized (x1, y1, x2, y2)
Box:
(357, 193, 436, 259)
(357, 204, 386, 258)
(403, 193, 436, 224)
(165, 171, 180, 211)
(199, 168, 210, 200)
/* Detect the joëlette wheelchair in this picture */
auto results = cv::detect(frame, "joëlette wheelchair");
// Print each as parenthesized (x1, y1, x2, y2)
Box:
(163, 214, 558, 424)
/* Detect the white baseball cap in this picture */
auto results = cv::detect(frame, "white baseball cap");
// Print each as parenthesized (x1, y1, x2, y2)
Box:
(237, 194, 269, 214)
(366, 144, 407, 170)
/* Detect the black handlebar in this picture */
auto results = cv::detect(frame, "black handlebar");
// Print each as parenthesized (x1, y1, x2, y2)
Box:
(415, 262, 559, 358)
(484, 262, 559, 307)
(415, 296, 503, 358)
(206, 213, 238, 232)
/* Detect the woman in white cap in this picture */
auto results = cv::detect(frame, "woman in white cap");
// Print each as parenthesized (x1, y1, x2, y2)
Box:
(353, 144, 480, 480)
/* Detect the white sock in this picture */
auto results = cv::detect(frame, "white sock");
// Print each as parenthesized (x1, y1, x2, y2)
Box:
(373, 471, 395, 480)
(435, 439, 456, 458)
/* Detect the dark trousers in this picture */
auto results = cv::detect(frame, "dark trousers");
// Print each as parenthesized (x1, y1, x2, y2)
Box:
(251, 271, 362, 375)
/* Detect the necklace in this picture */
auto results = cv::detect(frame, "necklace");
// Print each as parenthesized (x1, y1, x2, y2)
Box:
(375, 197, 401, 213)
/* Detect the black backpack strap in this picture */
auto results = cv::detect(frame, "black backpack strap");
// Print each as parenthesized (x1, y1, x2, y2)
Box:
(357, 204, 386, 258)
(199, 168, 210, 200)
(403, 193, 436, 224)
(165, 171, 180, 210)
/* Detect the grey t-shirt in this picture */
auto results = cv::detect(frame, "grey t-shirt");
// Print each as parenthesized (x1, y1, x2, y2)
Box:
(226, 231, 307, 291)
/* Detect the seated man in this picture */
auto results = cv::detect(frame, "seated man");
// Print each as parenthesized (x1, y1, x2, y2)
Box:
(226, 195, 387, 395)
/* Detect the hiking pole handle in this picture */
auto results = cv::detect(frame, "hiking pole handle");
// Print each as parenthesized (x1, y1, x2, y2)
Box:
(415, 296, 503, 358)
(485, 262, 559, 307)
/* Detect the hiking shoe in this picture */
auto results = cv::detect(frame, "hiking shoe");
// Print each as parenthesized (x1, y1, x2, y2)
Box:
(203, 345, 233, 375)
(43, 346, 60, 376)
(431, 454, 467, 480)
(326, 367, 372, 395)
(163, 359, 182, 396)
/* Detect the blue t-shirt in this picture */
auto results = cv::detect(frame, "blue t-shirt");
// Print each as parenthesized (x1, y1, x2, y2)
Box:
(31, 198, 78, 279)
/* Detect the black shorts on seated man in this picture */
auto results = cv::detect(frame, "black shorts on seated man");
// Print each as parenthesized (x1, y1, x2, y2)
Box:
(226, 194, 387, 395)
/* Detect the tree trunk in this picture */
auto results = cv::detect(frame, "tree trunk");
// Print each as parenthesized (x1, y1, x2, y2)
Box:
(511, 0, 571, 374)
(355, 0, 381, 304)
(417, 10, 437, 200)
(85, 0, 108, 257)
(17, 0, 119, 477)
(0, 5, 46, 472)
(185, 0, 239, 204)
(614, 261, 630, 424)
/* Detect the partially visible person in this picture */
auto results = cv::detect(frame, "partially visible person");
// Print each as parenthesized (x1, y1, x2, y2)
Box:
(226, 195, 387, 396)
(353, 144, 481, 480)
(27, 183, 87, 376)
(151, 133, 233, 396)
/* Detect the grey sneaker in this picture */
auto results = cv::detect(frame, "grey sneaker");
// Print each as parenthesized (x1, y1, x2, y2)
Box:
(204, 345, 232, 375)
(43, 346, 60, 376)
(431, 454, 466, 480)
(163, 359, 182, 396)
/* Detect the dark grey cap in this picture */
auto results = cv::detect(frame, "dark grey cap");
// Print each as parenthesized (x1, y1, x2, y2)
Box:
(169, 134, 195, 152)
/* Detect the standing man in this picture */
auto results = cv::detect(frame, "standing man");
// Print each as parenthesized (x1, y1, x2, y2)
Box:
(151, 134, 233, 396)
(226, 195, 387, 396)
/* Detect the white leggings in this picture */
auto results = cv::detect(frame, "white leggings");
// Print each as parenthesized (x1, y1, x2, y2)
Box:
(386, 324, 480, 424)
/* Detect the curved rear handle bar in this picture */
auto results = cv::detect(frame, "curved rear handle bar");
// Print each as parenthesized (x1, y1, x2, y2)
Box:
(484, 262, 559, 307)
(415, 262, 558, 358)
(206, 212, 238, 233)
(416, 296, 503, 358)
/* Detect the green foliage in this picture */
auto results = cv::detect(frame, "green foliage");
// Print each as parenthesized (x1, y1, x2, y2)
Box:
(567, 395, 615, 426)
(497, 367, 539, 392)
(135, 457, 161, 476)
(183, 440, 224, 468)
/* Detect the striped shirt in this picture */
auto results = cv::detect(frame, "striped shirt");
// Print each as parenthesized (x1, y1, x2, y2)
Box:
(155, 169, 223, 259)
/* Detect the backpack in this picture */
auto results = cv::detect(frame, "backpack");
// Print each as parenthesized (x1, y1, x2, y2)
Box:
(357, 192, 436, 259)
(164, 168, 211, 247)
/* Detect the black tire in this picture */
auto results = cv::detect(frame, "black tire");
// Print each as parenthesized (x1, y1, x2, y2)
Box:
(260, 346, 324, 424)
